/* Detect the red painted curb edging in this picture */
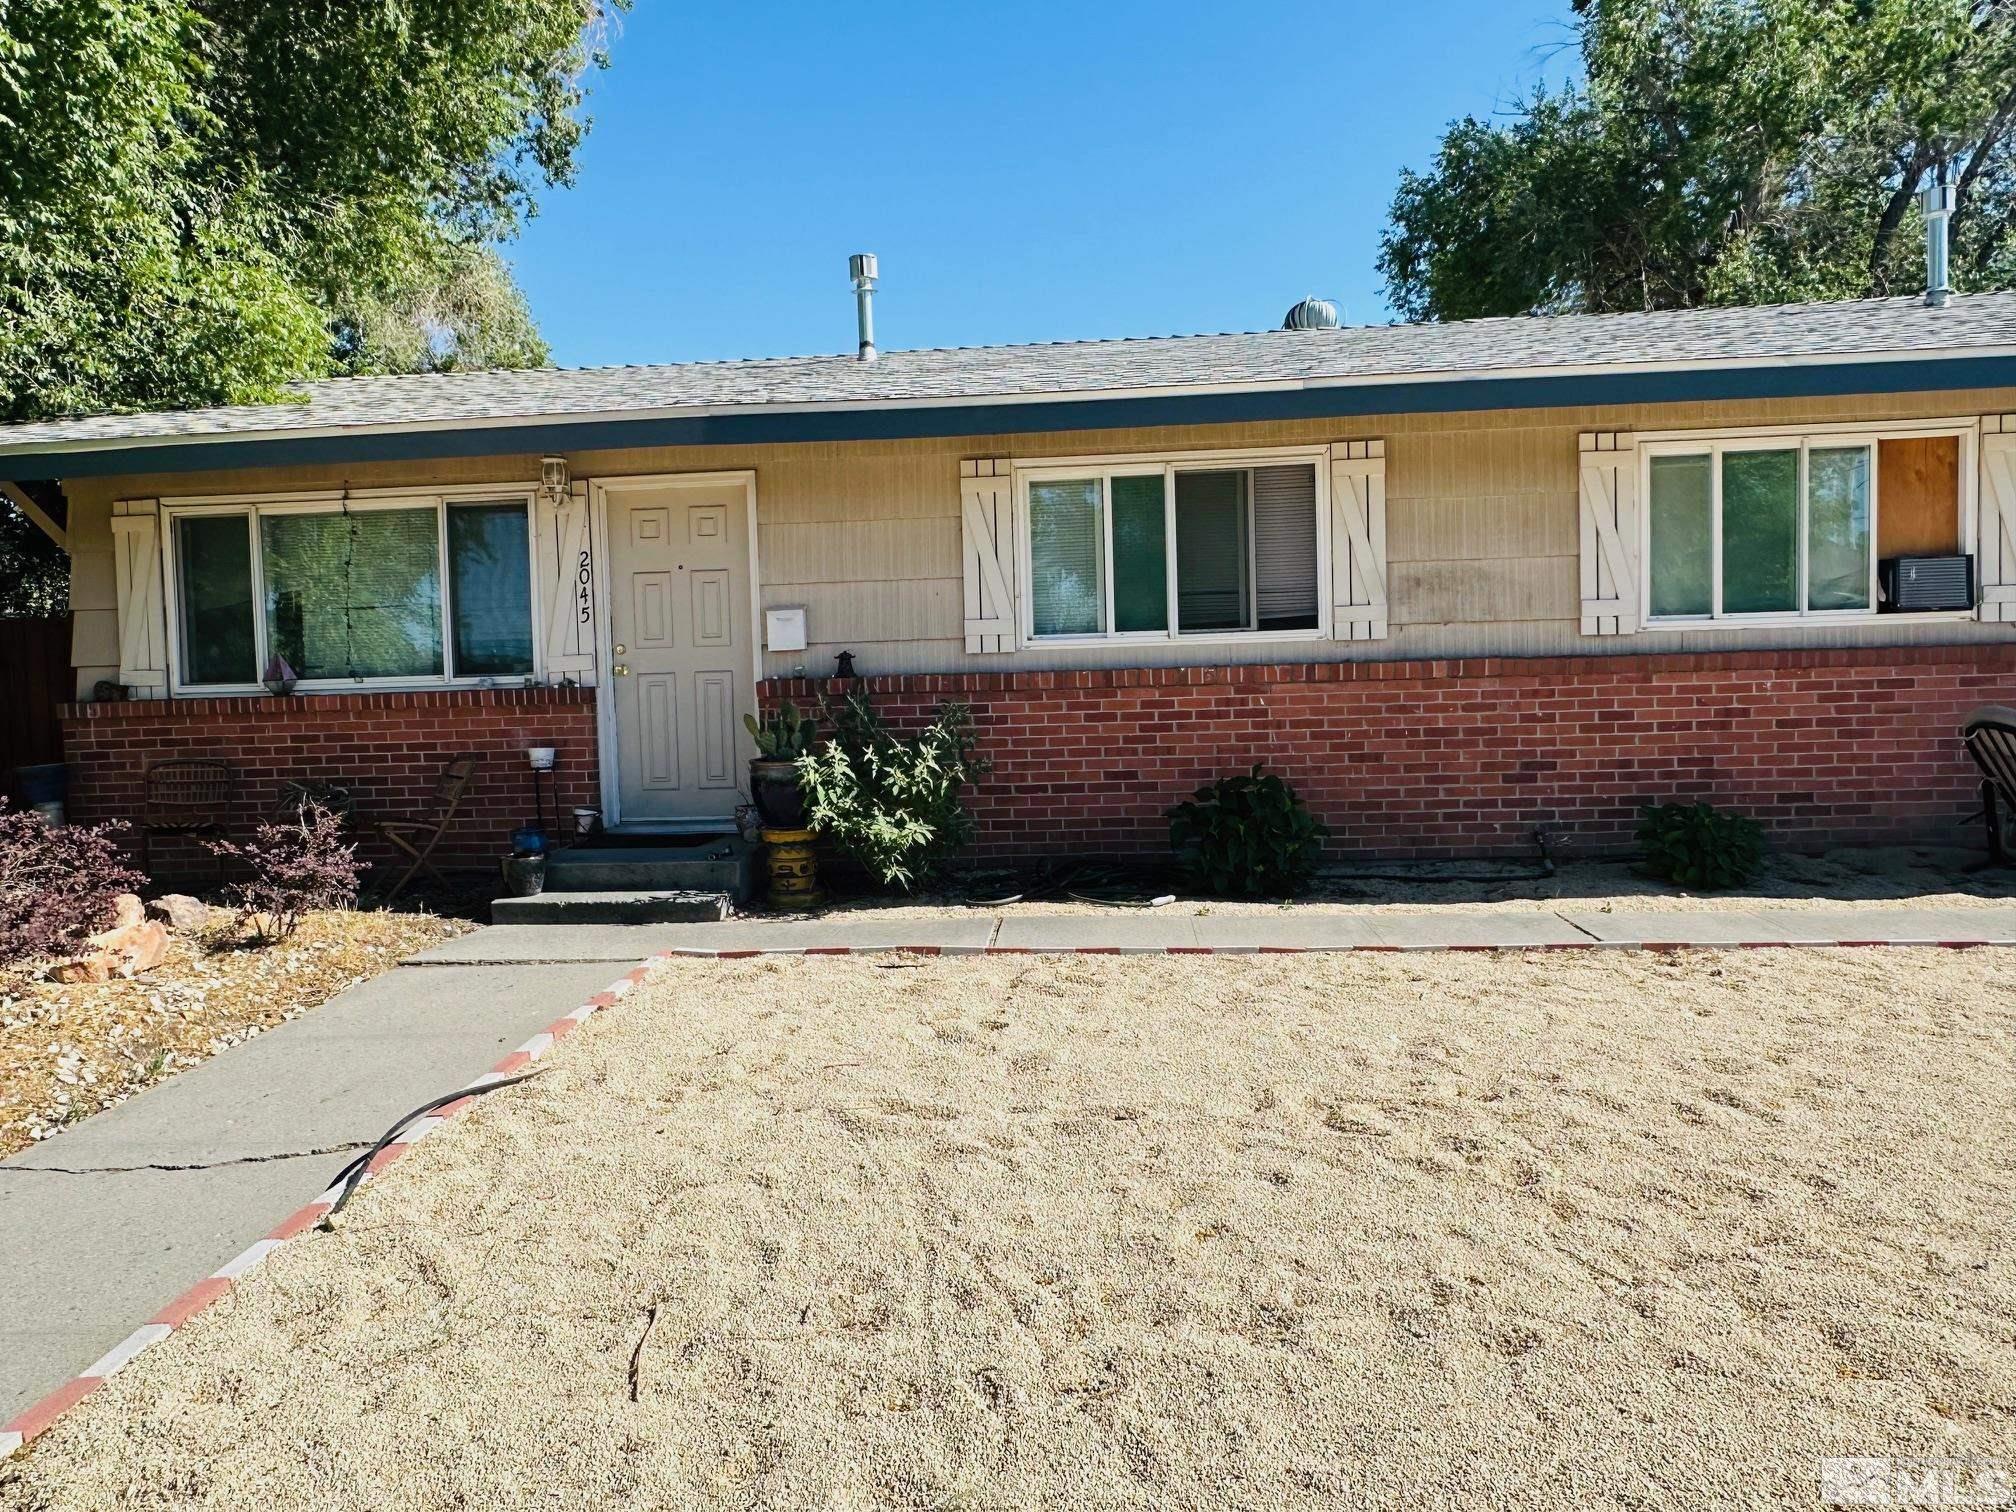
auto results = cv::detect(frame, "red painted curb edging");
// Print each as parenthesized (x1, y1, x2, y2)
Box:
(634, 938, 2013, 959)
(0, 958, 662, 1462)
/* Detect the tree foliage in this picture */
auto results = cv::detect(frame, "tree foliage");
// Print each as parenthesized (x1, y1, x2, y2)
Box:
(1381, 0, 2016, 320)
(0, 0, 624, 425)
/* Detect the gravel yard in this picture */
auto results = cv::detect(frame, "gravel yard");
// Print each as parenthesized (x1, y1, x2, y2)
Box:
(0, 910, 472, 1157)
(5, 948, 2013, 1509)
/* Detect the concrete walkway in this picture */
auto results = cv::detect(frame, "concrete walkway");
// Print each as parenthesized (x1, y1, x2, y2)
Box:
(409, 903, 2016, 964)
(0, 958, 633, 1423)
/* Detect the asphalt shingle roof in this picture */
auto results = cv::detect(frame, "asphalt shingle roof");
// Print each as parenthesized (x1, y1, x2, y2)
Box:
(4, 292, 2015, 455)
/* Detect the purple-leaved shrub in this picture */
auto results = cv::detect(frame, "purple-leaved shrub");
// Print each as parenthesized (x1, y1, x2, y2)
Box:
(0, 800, 145, 967)
(206, 802, 361, 941)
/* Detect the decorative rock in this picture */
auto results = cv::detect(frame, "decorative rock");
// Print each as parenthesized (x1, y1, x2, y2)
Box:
(106, 893, 144, 933)
(147, 894, 213, 932)
(47, 894, 169, 982)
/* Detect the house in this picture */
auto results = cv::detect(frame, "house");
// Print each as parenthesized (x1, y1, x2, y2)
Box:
(3, 270, 2015, 869)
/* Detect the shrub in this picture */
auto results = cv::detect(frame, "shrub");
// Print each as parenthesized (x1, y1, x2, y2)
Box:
(1167, 765, 1329, 897)
(796, 692, 987, 892)
(206, 802, 362, 940)
(1636, 801, 1764, 889)
(0, 800, 145, 967)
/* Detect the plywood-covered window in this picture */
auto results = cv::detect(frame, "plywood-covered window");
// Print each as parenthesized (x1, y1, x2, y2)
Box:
(1876, 435, 1962, 557)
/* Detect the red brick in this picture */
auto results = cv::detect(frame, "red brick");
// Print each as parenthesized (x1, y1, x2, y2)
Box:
(761, 646, 2016, 860)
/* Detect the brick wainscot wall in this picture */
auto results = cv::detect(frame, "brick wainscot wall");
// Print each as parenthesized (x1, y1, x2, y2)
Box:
(762, 645, 2016, 861)
(59, 687, 598, 879)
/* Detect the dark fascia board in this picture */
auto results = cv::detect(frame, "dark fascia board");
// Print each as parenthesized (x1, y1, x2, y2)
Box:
(7, 354, 2016, 483)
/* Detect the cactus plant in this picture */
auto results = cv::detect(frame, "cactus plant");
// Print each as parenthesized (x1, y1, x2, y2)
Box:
(744, 700, 818, 761)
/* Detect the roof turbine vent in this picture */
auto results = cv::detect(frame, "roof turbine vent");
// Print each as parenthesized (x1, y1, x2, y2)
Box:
(1283, 296, 1341, 331)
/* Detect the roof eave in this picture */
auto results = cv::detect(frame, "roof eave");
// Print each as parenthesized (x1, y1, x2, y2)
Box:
(6, 348, 2016, 483)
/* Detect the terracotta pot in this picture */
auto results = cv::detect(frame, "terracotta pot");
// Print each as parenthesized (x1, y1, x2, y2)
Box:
(749, 759, 806, 828)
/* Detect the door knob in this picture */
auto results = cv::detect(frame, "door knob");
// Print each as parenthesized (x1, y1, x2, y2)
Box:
(612, 664, 629, 676)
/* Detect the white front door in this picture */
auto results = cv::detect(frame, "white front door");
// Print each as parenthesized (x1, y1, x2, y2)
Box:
(601, 475, 756, 824)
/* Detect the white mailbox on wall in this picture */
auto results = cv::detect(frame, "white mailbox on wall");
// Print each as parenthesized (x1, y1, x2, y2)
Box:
(764, 606, 808, 652)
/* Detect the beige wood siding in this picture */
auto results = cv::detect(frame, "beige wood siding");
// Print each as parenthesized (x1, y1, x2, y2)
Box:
(65, 383, 2016, 690)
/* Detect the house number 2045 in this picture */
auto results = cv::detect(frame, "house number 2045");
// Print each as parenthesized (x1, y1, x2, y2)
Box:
(575, 548, 592, 624)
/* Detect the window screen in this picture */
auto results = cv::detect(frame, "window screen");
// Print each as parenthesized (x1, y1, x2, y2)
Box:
(448, 503, 534, 675)
(175, 514, 257, 685)
(1110, 475, 1167, 633)
(1648, 454, 1713, 617)
(1721, 449, 1799, 614)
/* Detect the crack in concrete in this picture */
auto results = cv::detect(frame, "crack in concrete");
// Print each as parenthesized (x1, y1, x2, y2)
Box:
(0, 1141, 372, 1176)
(1555, 911, 1606, 942)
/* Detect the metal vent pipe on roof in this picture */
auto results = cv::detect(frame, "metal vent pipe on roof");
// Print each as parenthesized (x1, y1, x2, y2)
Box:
(1925, 159, 1954, 309)
(849, 253, 879, 361)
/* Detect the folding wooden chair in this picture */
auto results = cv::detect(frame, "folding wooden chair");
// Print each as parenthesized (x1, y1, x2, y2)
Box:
(140, 758, 238, 878)
(1961, 706, 2016, 866)
(377, 754, 481, 901)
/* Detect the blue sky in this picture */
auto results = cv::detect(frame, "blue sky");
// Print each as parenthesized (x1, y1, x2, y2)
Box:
(508, 1, 1580, 368)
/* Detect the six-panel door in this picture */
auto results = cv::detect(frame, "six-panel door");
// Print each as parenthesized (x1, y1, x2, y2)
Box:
(606, 479, 755, 823)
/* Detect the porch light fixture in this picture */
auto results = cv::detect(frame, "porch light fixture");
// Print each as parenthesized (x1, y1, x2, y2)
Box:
(539, 456, 570, 505)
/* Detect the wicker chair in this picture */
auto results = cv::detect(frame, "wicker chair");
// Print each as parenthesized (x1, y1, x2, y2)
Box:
(1961, 706, 2016, 866)
(140, 758, 239, 877)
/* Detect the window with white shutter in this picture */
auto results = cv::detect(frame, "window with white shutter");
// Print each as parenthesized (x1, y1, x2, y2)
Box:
(1014, 447, 1332, 642)
(1578, 432, 1638, 635)
(960, 458, 1018, 653)
(1328, 441, 1387, 641)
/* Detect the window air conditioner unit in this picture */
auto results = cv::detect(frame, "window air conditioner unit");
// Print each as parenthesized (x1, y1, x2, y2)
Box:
(1878, 554, 1975, 612)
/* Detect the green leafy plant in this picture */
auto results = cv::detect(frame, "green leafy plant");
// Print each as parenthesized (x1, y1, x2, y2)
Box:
(744, 700, 818, 760)
(1636, 802, 1764, 889)
(1167, 766, 1328, 897)
(796, 693, 987, 892)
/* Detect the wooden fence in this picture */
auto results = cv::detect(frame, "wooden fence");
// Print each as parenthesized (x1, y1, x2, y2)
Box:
(0, 617, 71, 785)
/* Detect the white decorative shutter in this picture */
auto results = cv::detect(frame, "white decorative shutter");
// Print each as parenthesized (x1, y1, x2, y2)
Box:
(1578, 432, 1639, 635)
(1978, 418, 2016, 623)
(540, 478, 597, 683)
(1328, 441, 1388, 641)
(110, 499, 168, 696)
(960, 458, 1016, 653)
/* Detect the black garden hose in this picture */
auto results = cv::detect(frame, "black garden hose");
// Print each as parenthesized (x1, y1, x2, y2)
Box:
(320, 1068, 546, 1223)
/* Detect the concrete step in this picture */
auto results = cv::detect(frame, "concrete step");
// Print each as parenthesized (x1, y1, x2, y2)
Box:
(545, 839, 753, 897)
(490, 889, 733, 925)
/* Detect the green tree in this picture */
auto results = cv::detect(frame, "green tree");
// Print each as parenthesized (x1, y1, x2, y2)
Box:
(0, 0, 621, 424)
(0, 0, 621, 609)
(1381, 0, 2016, 321)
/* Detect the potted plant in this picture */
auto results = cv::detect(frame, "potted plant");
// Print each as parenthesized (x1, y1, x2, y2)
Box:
(744, 700, 818, 828)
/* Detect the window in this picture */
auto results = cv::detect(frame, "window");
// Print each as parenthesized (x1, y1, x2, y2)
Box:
(1644, 427, 1965, 623)
(1024, 455, 1321, 639)
(166, 494, 536, 690)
